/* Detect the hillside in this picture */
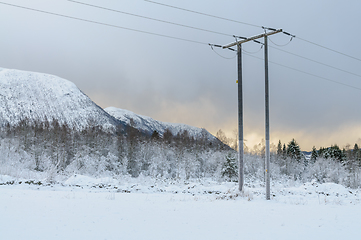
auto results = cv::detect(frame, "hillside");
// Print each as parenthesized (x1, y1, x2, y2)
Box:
(0, 68, 119, 131)
(105, 106, 217, 141)
(0, 68, 221, 142)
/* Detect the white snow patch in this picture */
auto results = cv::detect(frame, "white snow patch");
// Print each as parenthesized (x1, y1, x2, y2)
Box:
(64, 174, 119, 186)
(0, 178, 360, 240)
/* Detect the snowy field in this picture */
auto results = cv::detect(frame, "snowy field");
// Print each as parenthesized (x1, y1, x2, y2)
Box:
(1, 174, 360, 240)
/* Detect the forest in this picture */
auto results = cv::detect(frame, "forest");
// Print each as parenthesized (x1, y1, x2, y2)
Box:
(0, 120, 360, 188)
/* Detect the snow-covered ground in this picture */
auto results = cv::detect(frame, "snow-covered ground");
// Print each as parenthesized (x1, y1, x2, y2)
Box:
(1, 174, 360, 240)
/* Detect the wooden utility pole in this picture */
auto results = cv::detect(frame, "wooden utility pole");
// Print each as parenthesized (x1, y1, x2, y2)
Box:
(222, 29, 282, 199)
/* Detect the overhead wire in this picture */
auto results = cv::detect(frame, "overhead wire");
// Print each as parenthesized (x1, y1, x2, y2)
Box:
(268, 36, 293, 47)
(241, 45, 263, 54)
(145, 0, 361, 63)
(57, 1, 361, 72)
(271, 61, 361, 91)
(209, 44, 237, 59)
(65, 0, 234, 37)
(232, 34, 361, 79)
(0, 1, 209, 46)
(296, 36, 361, 63)
(2, 1, 360, 91)
(143, 0, 262, 28)
(268, 44, 361, 79)
(243, 53, 361, 92)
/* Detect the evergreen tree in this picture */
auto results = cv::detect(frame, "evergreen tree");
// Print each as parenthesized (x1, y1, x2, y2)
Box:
(310, 146, 318, 163)
(353, 143, 360, 166)
(287, 139, 302, 162)
(318, 147, 326, 158)
(321, 145, 345, 163)
(221, 152, 238, 182)
(277, 140, 282, 156)
(282, 143, 287, 159)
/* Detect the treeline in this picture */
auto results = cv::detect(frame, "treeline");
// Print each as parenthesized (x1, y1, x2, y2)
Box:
(273, 139, 361, 187)
(275, 138, 361, 166)
(1, 122, 360, 188)
(0, 118, 230, 181)
(216, 135, 361, 187)
(310, 144, 361, 165)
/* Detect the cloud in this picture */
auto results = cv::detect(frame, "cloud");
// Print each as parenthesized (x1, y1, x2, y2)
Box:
(1, 0, 361, 152)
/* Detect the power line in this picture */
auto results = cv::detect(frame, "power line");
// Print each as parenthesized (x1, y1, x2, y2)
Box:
(209, 44, 236, 59)
(3, 1, 360, 91)
(215, 33, 361, 90)
(268, 36, 293, 47)
(0, 1, 208, 46)
(144, 0, 262, 28)
(296, 36, 361, 63)
(230, 35, 361, 79)
(243, 53, 361, 91)
(272, 60, 361, 91)
(145, 0, 361, 63)
(268, 44, 361, 79)
(241, 45, 263, 54)
(70, 0, 357, 69)
(66, 0, 234, 37)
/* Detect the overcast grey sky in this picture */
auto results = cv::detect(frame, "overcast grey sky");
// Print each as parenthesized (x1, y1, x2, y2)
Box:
(1, 0, 360, 150)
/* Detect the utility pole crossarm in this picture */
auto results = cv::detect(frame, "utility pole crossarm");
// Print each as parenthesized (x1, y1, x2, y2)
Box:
(222, 29, 282, 49)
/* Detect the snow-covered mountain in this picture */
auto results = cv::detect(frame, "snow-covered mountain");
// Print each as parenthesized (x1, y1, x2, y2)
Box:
(0, 67, 218, 142)
(0, 68, 119, 130)
(105, 107, 217, 141)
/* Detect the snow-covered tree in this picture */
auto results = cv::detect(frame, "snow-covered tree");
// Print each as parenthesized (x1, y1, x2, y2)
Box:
(282, 144, 287, 158)
(277, 140, 282, 156)
(221, 152, 238, 182)
(353, 144, 360, 166)
(310, 146, 318, 163)
(286, 139, 302, 162)
(318, 145, 345, 163)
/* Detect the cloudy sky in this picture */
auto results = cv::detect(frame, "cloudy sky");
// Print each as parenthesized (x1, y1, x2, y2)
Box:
(1, 0, 360, 150)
